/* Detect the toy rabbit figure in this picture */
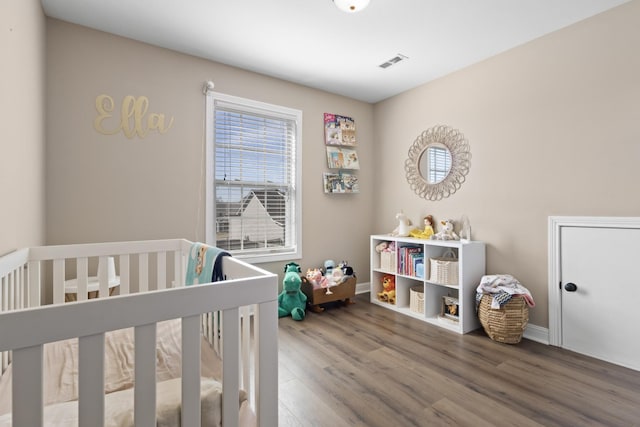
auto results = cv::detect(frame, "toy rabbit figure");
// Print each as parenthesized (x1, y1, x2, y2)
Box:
(394, 211, 412, 237)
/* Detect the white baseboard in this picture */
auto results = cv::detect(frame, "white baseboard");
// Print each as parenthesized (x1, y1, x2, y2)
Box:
(357, 282, 550, 345)
(523, 323, 549, 345)
(355, 281, 370, 295)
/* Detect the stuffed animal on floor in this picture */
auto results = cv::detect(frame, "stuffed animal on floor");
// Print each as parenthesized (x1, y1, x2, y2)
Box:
(279, 262, 307, 320)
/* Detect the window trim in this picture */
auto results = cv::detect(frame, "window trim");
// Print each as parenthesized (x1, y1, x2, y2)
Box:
(205, 91, 302, 263)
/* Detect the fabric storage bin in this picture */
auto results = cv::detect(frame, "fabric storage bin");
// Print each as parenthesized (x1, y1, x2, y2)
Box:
(380, 251, 396, 272)
(478, 294, 529, 344)
(429, 249, 459, 285)
(409, 285, 424, 314)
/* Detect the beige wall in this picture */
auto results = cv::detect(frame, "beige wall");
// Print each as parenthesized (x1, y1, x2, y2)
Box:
(44, 1, 640, 328)
(45, 19, 374, 283)
(0, 0, 46, 255)
(373, 1, 640, 327)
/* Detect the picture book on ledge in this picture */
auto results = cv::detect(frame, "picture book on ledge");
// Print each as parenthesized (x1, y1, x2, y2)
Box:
(323, 172, 359, 194)
(326, 146, 360, 170)
(324, 113, 356, 146)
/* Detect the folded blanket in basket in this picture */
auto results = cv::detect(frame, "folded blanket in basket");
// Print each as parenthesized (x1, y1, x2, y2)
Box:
(186, 243, 230, 285)
(475, 274, 535, 309)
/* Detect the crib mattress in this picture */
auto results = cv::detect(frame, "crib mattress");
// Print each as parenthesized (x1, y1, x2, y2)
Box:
(0, 320, 255, 426)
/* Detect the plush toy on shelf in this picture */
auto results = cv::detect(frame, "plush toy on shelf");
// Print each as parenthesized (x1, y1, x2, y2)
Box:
(431, 219, 459, 241)
(377, 275, 396, 305)
(278, 262, 307, 320)
(375, 242, 388, 253)
(392, 211, 415, 237)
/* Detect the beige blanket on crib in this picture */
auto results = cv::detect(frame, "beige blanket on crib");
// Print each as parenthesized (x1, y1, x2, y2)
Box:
(0, 377, 234, 427)
(0, 320, 253, 426)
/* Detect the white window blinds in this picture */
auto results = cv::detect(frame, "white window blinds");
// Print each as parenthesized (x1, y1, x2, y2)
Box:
(428, 146, 451, 183)
(206, 93, 302, 262)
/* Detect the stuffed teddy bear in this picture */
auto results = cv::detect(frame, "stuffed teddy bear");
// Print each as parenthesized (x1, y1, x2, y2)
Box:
(377, 275, 396, 305)
(278, 262, 307, 320)
(431, 219, 459, 241)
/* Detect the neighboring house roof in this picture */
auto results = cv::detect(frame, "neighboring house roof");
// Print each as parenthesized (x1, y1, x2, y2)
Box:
(216, 189, 286, 225)
(215, 200, 243, 217)
(240, 189, 286, 226)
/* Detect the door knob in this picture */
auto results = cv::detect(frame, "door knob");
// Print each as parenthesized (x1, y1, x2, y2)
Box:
(564, 282, 578, 292)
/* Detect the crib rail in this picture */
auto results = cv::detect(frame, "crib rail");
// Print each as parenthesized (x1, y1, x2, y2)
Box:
(0, 249, 31, 372)
(0, 239, 279, 427)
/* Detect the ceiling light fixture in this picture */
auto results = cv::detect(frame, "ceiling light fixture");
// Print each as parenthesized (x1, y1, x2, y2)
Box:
(333, 0, 370, 13)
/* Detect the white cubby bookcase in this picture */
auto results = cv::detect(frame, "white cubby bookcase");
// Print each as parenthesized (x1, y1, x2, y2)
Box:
(370, 234, 486, 334)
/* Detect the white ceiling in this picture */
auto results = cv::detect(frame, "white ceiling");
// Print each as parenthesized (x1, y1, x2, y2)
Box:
(41, 0, 629, 103)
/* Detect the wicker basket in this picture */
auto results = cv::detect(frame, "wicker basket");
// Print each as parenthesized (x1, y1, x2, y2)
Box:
(409, 286, 424, 314)
(380, 251, 396, 272)
(478, 294, 529, 344)
(429, 249, 459, 285)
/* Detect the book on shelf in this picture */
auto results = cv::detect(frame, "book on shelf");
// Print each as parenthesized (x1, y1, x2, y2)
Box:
(399, 245, 423, 276)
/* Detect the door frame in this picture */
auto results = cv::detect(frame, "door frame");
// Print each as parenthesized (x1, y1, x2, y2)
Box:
(548, 216, 640, 346)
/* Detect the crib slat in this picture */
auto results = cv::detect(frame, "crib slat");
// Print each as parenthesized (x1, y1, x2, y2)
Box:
(139, 253, 149, 293)
(77, 257, 89, 302)
(182, 315, 201, 427)
(1, 277, 6, 372)
(241, 306, 251, 398)
(53, 259, 65, 304)
(19, 266, 26, 308)
(213, 311, 220, 353)
(173, 251, 183, 288)
(222, 307, 240, 427)
(256, 300, 279, 427)
(157, 251, 166, 290)
(8, 271, 14, 311)
(16, 269, 23, 309)
(13, 345, 44, 427)
(134, 323, 156, 426)
(79, 333, 105, 426)
(98, 256, 109, 299)
(119, 255, 130, 295)
(28, 260, 41, 308)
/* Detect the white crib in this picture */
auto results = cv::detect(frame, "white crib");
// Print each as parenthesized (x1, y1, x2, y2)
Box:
(0, 239, 278, 427)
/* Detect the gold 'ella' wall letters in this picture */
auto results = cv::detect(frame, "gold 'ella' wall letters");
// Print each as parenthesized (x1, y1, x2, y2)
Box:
(94, 94, 174, 139)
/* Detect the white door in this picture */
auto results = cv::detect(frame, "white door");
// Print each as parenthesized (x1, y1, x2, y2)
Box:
(561, 226, 640, 371)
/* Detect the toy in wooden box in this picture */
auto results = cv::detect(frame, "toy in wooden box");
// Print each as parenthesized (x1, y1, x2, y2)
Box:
(301, 275, 357, 313)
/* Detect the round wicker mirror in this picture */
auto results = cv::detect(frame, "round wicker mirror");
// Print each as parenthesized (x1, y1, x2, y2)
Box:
(404, 125, 471, 201)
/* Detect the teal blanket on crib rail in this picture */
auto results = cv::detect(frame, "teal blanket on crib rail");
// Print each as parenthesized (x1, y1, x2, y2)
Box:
(185, 243, 230, 285)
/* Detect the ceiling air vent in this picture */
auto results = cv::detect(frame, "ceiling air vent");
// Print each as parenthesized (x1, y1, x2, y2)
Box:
(379, 54, 409, 69)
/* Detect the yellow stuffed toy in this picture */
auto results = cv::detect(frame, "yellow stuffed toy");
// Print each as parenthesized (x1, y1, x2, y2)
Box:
(377, 275, 396, 305)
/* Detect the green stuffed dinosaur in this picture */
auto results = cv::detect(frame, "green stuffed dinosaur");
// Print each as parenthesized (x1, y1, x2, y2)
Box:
(278, 262, 307, 321)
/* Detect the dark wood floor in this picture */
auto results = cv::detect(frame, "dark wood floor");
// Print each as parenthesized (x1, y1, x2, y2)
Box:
(277, 293, 640, 427)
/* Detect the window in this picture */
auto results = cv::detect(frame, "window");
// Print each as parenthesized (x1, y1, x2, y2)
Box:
(427, 145, 451, 183)
(205, 92, 302, 263)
